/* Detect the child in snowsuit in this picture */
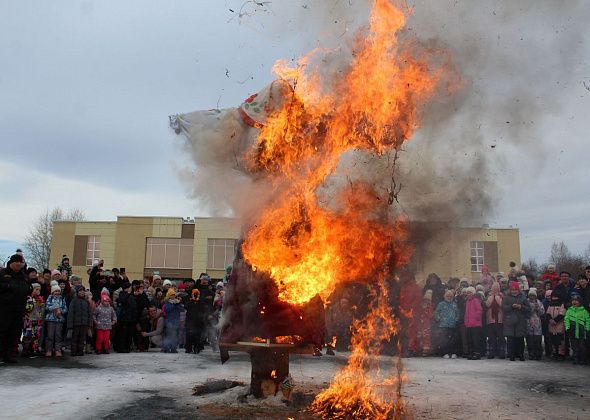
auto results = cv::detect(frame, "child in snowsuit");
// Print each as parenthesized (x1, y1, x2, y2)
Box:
(526, 288, 545, 360)
(418, 290, 434, 356)
(546, 291, 566, 360)
(162, 289, 183, 353)
(564, 294, 590, 364)
(434, 290, 459, 358)
(67, 285, 93, 356)
(44, 284, 68, 357)
(21, 283, 45, 357)
(94, 293, 117, 354)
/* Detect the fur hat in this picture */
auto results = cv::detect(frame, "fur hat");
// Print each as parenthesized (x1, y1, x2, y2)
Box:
(51, 285, 61, 294)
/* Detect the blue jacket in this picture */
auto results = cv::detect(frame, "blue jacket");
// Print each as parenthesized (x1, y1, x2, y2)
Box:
(162, 301, 183, 328)
(45, 295, 68, 322)
(434, 300, 459, 328)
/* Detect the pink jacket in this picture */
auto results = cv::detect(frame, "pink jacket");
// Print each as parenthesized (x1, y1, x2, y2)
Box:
(486, 294, 503, 324)
(464, 296, 483, 327)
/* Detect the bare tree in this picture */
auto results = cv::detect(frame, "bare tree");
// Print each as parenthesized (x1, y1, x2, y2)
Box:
(549, 241, 586, 277)
(24, 208, 86, 270)
(521, 257, 540, 279)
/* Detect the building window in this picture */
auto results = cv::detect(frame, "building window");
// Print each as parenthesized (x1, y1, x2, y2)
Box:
(470, 241, 484, 272)
(86, 236, 101, 267)
(145, 238, 193, 269)
(207, 239, 237, 270)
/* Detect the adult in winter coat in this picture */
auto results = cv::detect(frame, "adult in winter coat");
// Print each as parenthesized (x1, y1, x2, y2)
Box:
(0, 254, 30, 363)
(141, 306, 164, 348)
(185, 288, 205, 353)
(502, 281, 531, 361)
(67, 285, 94, 356)
(485, 282, 505, 359)
(116, 282, 137, 353)
(434, 290, 459, 358)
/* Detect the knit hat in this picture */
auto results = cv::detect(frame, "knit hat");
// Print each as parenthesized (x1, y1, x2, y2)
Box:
(466, 286, 476, 294)
(101, 287, 110, 296)
(70, 275, 81, 283)
(8, 254, 24, 264)
(166, 289, 177, 299)
(51, 285, 61, 293)
(50, 280, 58, 287)
(75, 285, 85, 293)
(51, 269, 61, 277)
(216, 281, 224, 290)
(571, 293, 582, 303)
(178, 283, 186, 290)
(475, 284, 484, 292)
(153, 274, 162, 281)
(547, 263, 556, 269)
(423, 289, 433, 302)
(509, 281, 520, 291)
(31, 283, 41, 290)
(528, 288, 537, 298)
(163, 279, 173, 287)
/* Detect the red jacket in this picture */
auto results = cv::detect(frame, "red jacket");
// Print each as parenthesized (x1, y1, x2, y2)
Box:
(540, 272, 560, 289)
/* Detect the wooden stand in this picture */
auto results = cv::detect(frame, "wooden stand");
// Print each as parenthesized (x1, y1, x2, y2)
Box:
(220, 342, 315, 398)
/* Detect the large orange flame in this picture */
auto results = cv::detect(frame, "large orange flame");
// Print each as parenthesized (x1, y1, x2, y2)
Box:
(242, 0, 445, 305)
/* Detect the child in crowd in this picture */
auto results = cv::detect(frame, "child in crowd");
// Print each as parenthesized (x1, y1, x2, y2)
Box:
(162, 289, 183, 353)
(546, 291, 566, 360)
(21, 283, 45, 357)
(44, 284, 68, 357)
(526, 288, 545, 360)
(564, 294, 590, 364)
(502, 281, 530, 361)
(485, 282, 504, 359)
(434, 290, 459, 359)
(464, 287, 484, 360)
(418, 290, 434, 356)
(94, 293, 117, 354)
(67, 285, 93, 356)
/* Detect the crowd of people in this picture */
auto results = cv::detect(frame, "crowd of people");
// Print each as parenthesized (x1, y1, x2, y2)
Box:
(0, 252, 225, 364)
(2, 249, 590, 367)
(395, 263, 590, 363)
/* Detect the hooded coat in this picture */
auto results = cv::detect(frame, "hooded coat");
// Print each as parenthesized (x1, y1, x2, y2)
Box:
(502, 293, 531, 337)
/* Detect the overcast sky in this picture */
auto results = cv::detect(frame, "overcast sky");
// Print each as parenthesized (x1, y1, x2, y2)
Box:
(1, 0, 588, 264)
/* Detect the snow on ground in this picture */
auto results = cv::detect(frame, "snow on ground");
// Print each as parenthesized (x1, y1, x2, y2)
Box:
(1, 350, 589, 419)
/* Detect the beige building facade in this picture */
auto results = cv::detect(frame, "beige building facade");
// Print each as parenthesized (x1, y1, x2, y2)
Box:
(50, 217, 519, 284)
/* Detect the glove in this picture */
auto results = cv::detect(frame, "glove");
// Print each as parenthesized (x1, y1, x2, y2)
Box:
(66, 329, 73, 340)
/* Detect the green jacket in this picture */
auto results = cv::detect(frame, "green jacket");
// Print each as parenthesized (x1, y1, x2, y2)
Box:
(564, 306, 590, 339)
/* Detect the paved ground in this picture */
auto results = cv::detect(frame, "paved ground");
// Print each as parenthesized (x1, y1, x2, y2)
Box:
(1, 350, 590, 419)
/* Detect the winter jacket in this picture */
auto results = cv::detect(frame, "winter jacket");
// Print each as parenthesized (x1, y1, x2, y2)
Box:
(94, 303, 117, 330)
(539, 272, 560, 289)
(486, 293, 504, 324)
(552, 283, 572, 308)
(162, 301, 183, 328)
(464, 296, 483, 327)
(67, 296, 93, 329)
(185, 300, 206, 328)
(564, 306, 590, 340)
(24, 295, 45, 322)
(546, 304, 566, 335)
(502, 293, 531, 337)
(434, 300, 459, 328)
(44, 295, 68, 322)
(144, 312, 165, 347)
(527, 299, 545, 336)
(117, 291, 138, 323)
(0, 267, 31, 312)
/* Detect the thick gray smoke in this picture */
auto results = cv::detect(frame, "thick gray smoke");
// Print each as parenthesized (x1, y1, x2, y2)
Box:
(174, 0, 588, 233)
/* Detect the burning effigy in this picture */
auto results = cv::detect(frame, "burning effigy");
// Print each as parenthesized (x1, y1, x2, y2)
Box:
(171, 0, 451, 418)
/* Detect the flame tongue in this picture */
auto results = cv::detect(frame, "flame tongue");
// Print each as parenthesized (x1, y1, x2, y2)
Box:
(242, 0, 442, 305)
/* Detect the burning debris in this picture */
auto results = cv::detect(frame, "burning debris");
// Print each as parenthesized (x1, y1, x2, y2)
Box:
(172, 0, 450, 418)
